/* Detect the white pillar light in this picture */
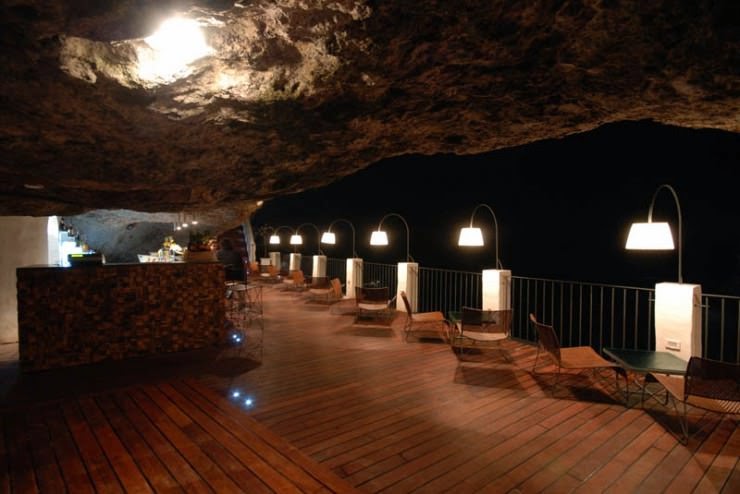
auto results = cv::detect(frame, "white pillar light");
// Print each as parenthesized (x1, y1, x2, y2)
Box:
(312, 255, 327, 281)
(269, 251, 281, 271)
(397, 262, 419, 312)
(289, 253, 301, 271)
(346, 258, 363, 299)
(482, 269, 512, 311)
(655, 282, 702, 361)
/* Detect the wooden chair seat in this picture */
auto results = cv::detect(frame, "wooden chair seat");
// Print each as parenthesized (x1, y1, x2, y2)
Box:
(400, 291, 448, 342)
(559, 346, 616, 370)
(308, 278, 343, 304)
(451, 307, 511, 358)
(530, 313, 618, 391)
(355, 286, 393, 323)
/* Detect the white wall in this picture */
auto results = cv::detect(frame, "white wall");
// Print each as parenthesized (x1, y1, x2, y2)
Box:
(0, 216, 50, 343)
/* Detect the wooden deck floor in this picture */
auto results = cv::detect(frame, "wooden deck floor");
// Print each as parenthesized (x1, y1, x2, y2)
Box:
(1, 285, 738, 492)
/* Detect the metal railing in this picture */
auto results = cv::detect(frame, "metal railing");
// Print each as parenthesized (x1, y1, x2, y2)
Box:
(318, 258, 739, 364)
(363, 262, 398, 296)
(702, 292, 740, 364)
(512, 276, 655, 353)
(326, 257, 346, 283)
(417, 266, 481, 316)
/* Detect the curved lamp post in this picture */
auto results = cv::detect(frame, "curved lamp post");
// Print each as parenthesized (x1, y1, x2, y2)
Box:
(625, 183, 700, 362)
(268, 225, 294, 246)
(255, 225, 274, 257)
(292, 223, 323, 255)
(264, 224, 293, 273)
(458, 203, 503, 269)
(457, 203, 510, 310)
(370, 212, 413, 262)
(625, 183, 682, 283)
(293, 222, 327, 281)
(370, 212, 416, 312)
(322, 218, 361, 298)
(321, 218, 357, 258)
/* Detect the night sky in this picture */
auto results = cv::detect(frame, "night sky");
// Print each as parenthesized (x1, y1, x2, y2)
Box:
(253, 120, 740, 295)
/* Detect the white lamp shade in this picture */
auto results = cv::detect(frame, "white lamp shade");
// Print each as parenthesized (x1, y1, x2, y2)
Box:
(321, 232, 336, 244)
(269, 234, 280, 244)
(370, 230, 389, 246)
(458, 227, 484, 246)
(625, 222, 675, 250)
(289, 234, 303, 245)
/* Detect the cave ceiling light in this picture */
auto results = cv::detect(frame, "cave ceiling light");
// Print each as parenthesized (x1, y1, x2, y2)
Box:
(137, 17, 213, 85)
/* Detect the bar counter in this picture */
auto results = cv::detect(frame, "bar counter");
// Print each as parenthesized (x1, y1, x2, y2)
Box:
(17, 262, 226, 371)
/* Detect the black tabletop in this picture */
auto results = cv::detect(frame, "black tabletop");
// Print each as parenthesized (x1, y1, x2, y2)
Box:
(604, 348, 688, 375)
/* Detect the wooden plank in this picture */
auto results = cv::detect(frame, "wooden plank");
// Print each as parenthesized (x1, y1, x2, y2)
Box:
(0, 416, 10, 494)
(351, 397, 569, 490)
(25, 407, 66, 494)
(112, 392, 211, 493)
(127, 387, 242, 493)
(566, 422, 668, 493)
(299, 365, 536, 458)
(41, 403, 95, 494)
(150, 383, 300, 493)
(95, 395, 182, 493)
(380, 400, 592, 494)
(494, 410, 649, 492)
(4, 411, 39, 493)
(61, 401, 123, 493)
(664, 416, 736, 493)
(413, 398, 561, 493)
(77, 396, 153, 493)
(180, 379, 360, 493)
(3, 287, 738, 493)
(693, 421, 740, 493)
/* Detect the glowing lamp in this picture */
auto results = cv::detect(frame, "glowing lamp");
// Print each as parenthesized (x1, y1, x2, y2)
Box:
(370, 230, 389, 246)
(457, 203, 503, 269)
(625, 222, 674, 250)
(625, 184, 683, 283)
(458, 227, 484, 247)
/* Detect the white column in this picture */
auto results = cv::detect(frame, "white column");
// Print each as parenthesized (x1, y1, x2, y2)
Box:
(346, 258, 363, 298)
(655, 282, 702, 362)
(397, 262, 419, 312)
(312, 255, 327, 280)
(0, 216, 50, 343)
(482, 269, 512, 310)
(289, 253, 302, 271)
(269, 251, 281, 271)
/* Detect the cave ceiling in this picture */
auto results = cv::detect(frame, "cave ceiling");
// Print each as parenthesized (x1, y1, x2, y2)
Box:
(0, 0, 738, 231)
